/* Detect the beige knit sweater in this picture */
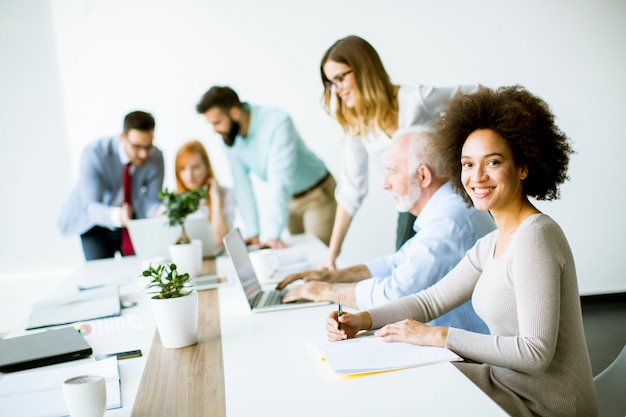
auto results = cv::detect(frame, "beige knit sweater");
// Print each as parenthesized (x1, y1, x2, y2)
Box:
(368, 214, 597, 417)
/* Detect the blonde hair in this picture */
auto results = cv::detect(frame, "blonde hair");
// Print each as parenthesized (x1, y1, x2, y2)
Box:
(320, 35, 398, 137)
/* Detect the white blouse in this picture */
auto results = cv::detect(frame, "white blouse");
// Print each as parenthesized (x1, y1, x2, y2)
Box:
(335, 84, 475, 216)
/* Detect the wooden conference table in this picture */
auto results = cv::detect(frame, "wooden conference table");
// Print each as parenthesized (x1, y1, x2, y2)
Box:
(3, 234, 507, 416)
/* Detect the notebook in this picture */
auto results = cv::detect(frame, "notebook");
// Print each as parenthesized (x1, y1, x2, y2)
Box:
(26, 285, 121, 330)
(307, 334, 462, 376)
(222, 228, 330, 313)
(0, 327, 93, 373)
(127, 216, 221, 260)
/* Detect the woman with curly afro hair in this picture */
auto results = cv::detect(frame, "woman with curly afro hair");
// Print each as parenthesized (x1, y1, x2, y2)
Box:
(325, 86, 597, 417)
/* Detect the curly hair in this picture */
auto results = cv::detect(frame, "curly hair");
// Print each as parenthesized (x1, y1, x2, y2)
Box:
(320, 35, 397, 137)
(432, 85, 574, 206)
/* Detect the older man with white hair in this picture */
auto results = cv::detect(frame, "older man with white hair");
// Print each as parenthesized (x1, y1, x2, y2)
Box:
(277, 126, 495, 333)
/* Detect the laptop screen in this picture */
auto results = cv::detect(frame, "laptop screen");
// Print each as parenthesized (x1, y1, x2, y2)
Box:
(223, 229, 262, 305)
(127, 216, 219, 260)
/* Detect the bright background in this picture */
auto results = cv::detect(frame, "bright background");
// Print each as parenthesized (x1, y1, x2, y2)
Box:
(1, 0, 625, 295)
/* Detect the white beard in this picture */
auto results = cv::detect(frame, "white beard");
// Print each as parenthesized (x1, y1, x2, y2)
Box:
(392, 181, 421, 213)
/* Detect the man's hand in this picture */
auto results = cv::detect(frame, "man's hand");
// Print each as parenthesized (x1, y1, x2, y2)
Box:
(275, 269, 332, 290)
(245, 235, 260, 246)
(283, 281, 331, 303)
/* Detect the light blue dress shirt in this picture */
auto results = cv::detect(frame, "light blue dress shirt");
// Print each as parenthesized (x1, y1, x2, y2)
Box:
(223, 104, 327, 240)
(356, 181, 495, 333)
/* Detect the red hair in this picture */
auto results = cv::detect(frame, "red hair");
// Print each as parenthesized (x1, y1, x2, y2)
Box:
(175, 140, 215, 215)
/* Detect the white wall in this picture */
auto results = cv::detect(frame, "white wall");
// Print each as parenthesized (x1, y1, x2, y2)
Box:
(1, 0, 625, 295)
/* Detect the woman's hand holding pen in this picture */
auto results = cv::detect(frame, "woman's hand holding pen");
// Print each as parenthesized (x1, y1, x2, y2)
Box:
(326, 309, 372, 342)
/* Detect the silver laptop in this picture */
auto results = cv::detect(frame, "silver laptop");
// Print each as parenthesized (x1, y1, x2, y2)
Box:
(127, 216, 222, 260)
(0, 327, 93, 372)
(222, 228, 330, 313)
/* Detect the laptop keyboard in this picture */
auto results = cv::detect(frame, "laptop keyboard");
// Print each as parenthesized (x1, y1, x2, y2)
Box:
(258, 289, 286, 307)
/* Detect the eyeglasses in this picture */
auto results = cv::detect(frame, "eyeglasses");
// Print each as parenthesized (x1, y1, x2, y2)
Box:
(127, 142, 154, 153)
(324, 69, 353, 91)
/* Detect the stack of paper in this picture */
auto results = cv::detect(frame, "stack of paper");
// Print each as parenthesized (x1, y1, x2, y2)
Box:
(308, 335, 462, 375)
(0, 356, 121, 416)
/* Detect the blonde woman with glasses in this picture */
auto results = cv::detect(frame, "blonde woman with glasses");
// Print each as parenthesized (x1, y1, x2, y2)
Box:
(320, 35, 475, 269)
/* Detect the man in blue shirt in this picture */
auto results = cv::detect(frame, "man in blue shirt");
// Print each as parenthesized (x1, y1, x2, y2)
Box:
(277, 126, 496, 333)
(58, 111, 164, 260)
(196, 86, 336, 248)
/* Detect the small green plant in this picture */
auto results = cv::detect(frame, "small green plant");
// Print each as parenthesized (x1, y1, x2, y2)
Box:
(159, 188, 206, 244)
(143, 263, 192, 299)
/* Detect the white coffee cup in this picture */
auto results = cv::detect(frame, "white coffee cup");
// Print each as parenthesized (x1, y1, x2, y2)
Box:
(249, 248, 278, 283)
(62, 374, 106, 417)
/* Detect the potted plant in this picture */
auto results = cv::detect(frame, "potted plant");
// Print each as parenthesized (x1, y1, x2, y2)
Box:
(159, 188, 206, 276)
(143, 263, 198, 349)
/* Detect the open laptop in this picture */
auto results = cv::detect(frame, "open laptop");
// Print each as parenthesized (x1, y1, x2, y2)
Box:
(222, 228, 330, 313)
(0, 327, 92, 373)
(127, 216, 221, 260)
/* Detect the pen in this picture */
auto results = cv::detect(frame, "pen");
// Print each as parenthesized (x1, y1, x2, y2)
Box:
(337, 302, 342, 331)
(95, 349, 142, 361)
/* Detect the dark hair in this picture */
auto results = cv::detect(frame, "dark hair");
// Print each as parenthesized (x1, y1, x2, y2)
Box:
(196, 86, 243, 114)
(123, 111, 155, 134)
(432, 85, 574, 205)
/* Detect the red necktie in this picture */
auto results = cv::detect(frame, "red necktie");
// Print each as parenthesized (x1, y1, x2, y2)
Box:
(120, 162, 135, 256)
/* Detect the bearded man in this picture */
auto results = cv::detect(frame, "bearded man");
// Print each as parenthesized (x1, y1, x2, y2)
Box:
(197, 86, 336, 248)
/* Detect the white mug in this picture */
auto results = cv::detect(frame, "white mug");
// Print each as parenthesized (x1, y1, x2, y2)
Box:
(249, 248, 278, 283)
(62, 374, 106, 417)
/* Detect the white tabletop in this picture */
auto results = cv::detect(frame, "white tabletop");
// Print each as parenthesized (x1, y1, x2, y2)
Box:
(2, 234, 507, 416)
(217, 235, 507, 416)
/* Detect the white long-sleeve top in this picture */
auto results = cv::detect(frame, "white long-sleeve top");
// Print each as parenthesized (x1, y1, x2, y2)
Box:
(335, 84, 475, 216)
(368, 214, 597, 417)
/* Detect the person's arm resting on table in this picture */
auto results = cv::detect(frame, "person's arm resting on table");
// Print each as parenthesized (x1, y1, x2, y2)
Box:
(279, 265, 370, 307)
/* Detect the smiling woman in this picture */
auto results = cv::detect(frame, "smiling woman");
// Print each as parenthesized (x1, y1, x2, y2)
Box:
(326, 85, 597, 417)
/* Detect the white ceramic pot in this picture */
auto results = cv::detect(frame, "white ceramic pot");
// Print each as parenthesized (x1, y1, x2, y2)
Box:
(150, 290, 198, 349)
(168, 239, 202, 277)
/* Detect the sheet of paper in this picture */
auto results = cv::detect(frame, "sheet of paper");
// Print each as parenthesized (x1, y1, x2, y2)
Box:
(307, 335, 462, 375)
(0, 356, 121, 416)
(74, 313, 143, 339)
